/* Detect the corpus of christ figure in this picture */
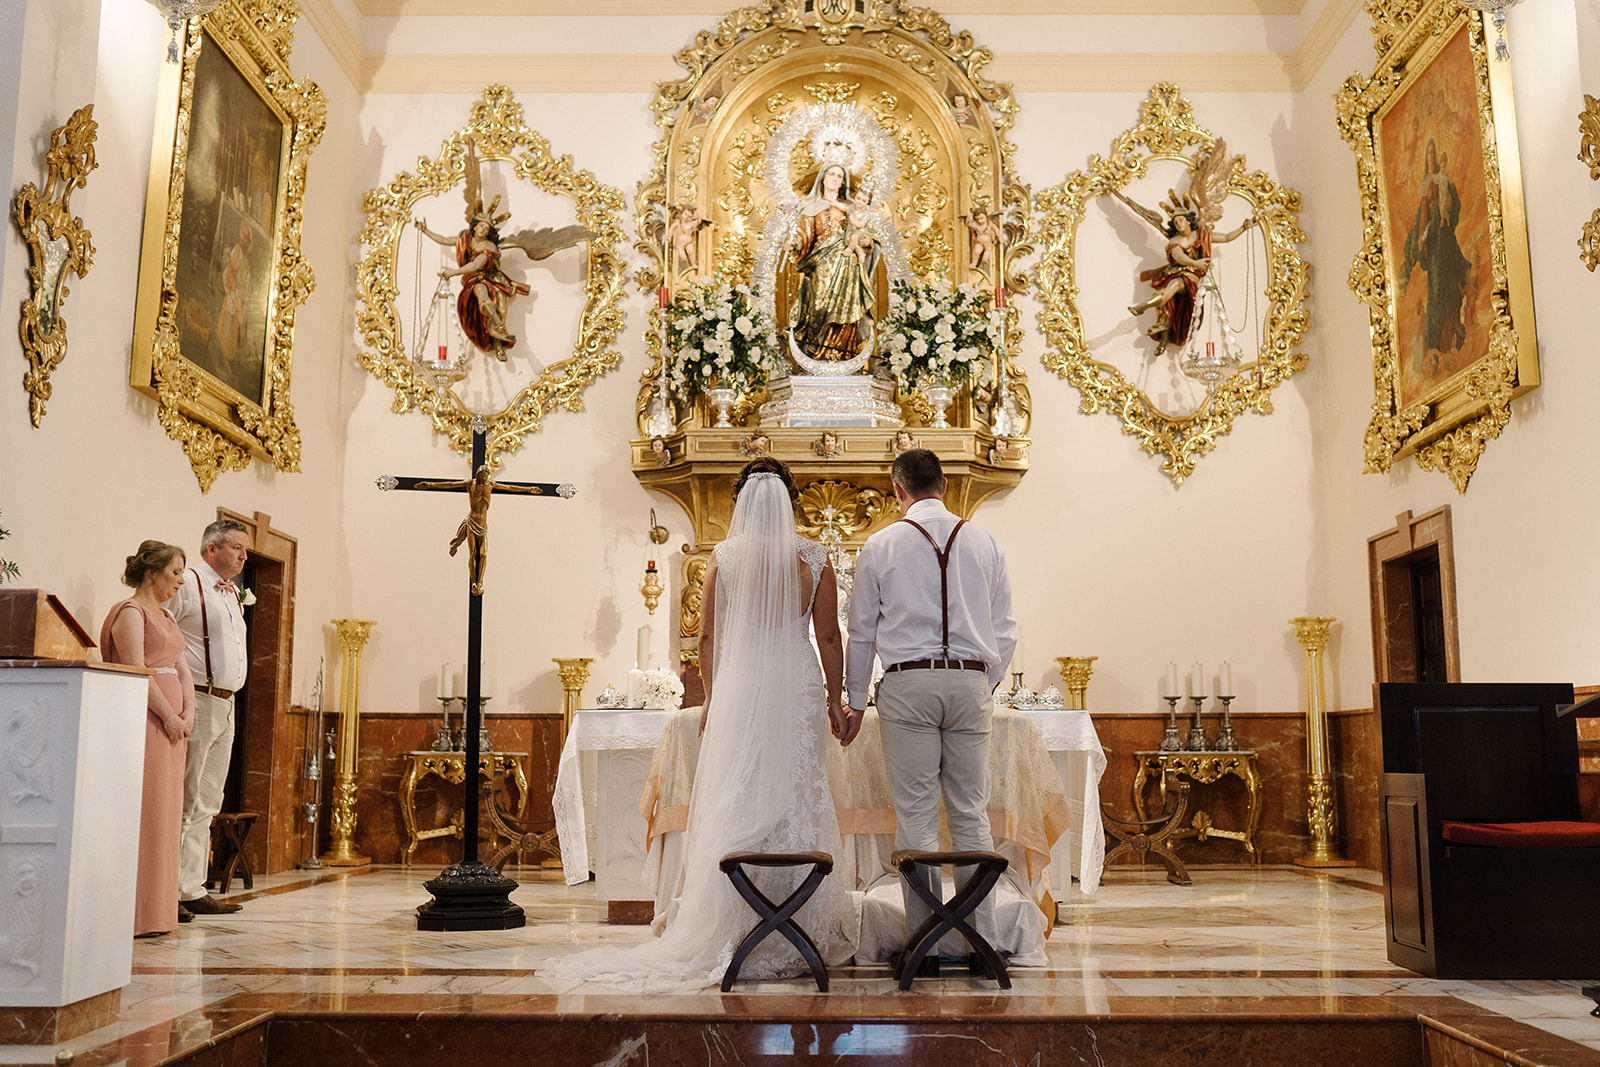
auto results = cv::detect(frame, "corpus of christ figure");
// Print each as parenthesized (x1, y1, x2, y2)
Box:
(412, 465, 553, 596)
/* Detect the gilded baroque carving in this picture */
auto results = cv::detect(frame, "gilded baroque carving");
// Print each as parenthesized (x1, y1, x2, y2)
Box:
(1579, 95, 1600, 271)
(632, 0, 1033, 438)
(12, 104, 97, 428)
(795, 480, 892, 540)
(354, 86, 628, 466)
(1033, 83, 1310, 486)
(130, 0, 324, 492)
(1335, 2, 1536, 492)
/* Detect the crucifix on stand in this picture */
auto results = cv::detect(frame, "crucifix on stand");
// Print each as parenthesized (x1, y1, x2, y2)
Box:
(378, 416, 576, 931)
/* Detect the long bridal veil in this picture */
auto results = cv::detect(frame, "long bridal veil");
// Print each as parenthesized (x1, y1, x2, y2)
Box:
(544, 473, 854, 991)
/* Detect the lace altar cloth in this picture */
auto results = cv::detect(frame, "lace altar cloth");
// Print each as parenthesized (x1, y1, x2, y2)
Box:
(639, 706, 1104, 936)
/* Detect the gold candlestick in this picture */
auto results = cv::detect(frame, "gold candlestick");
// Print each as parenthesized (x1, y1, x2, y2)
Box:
(552, 657, 594, 748)
(323, 618, 375, 866)
(1055, 656, 1098, 710)
(1290, 616, 1356, 867)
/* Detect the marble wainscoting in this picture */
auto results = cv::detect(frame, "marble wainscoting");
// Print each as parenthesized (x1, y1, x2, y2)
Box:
(1089, 709, 1386, 869)
(8, 865, 1600, 1066)
(340, 710, 564, 866)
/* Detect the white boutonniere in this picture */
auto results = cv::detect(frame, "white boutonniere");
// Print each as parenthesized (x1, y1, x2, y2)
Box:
(239, 587, 257, 607)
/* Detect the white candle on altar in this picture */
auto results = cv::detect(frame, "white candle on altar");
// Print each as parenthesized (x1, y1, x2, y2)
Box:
(1191, 661, 1205, 698)
(1165, 662, 1179, 698)
(437, 662, 449, 700)
(1011, 628, 1025, 675)
(1220, 661, 1233, 696)
(637, 625, 652, 671)
(451, 668, 464, 699)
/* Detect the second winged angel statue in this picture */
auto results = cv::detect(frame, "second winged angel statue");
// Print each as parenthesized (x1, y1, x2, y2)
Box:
(416, 140, 596, 359)
(1107, 140, 1254, 356)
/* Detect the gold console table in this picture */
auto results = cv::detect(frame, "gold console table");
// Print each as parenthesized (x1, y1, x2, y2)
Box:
(398, 750, 529, 864)
(1132, 750, 1263, 862)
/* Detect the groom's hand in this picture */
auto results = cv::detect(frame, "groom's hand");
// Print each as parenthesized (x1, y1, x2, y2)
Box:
(840, 706, 865, 747)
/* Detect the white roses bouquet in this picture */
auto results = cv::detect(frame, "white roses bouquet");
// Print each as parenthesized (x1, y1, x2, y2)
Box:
(880, 277, 1001, 389)
(638, 666, 684, 711)
(664, 279, 781, 397)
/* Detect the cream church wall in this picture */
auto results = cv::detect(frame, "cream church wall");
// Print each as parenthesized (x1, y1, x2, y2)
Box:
(0, 0, 362, 702)
(1300, 0, 1600, 707)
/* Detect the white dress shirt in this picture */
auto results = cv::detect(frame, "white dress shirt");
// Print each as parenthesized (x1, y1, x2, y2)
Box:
(168, 559, 249, 692)
(846, 497, 1016, 708)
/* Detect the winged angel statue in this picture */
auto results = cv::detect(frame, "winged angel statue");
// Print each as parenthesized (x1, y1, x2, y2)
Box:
(1107, 140, 1254, 356)
(416, 140, 595, 360)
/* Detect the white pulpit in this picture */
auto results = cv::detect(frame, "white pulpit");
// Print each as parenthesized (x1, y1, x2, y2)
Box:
(0, 660, 148, 1032)
(552, 709, 673, 920)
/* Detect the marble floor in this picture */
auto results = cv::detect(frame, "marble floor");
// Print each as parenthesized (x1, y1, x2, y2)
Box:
(6, 863, 1600, 1065)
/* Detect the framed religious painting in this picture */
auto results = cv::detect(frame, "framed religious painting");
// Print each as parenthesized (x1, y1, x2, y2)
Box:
(1337, 0, 1536, 492)
(131, 0, 325, 492)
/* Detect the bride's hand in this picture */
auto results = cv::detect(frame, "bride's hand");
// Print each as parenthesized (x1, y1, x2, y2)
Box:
(827, 697, 845, 739)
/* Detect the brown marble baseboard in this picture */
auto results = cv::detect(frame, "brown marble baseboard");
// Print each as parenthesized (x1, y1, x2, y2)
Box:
(606, 899, 654, 925)
(0, 988, 120, 1044)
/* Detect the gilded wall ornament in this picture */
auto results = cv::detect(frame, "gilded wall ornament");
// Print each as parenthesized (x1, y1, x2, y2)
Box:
(632, 0, 1033, 438)
(130, 0, 323, 492)
(1335, 1, 1536, 492)
(1033, 84, 1309, 486)
(356, 85, 627, 466)
(12, 104, 97, 428)
(1579, 94, 1600, 271)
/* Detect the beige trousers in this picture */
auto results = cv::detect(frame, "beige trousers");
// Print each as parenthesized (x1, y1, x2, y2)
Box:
(180, 690, 236, 900)
(875, 668, 996, 948)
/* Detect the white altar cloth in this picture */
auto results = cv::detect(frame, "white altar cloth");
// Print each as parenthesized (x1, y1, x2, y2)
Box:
(553, 709, 674, 889)
(1015, 709, 1108, 897)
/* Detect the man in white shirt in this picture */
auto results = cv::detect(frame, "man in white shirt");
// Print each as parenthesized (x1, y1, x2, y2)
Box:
(168, 519, 252, 917)
(841, 448, 1017, 956)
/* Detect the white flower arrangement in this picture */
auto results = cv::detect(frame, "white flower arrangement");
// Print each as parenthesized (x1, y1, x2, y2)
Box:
(638, 666, 684, 711)
(880, 276, 1001, 389)
(665, 278, 781, 398)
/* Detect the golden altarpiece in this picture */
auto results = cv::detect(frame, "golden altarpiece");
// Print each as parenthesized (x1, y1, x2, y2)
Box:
(628, 2, 1033, 665)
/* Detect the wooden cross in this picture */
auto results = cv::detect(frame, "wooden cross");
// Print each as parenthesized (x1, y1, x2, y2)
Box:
(377, 427, 575, 930)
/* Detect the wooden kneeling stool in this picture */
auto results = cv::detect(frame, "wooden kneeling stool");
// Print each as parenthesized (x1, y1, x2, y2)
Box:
(718, 851, 834, 992)
(891, 849, 1011, 990)
(1102, 771, 1191, 886)
(207, 811, 260, 893)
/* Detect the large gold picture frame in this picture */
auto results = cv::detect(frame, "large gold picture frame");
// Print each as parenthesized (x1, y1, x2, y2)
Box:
(1336, 0, 1536, 493)
(355, 85, 628, 464)
(1032, 84, 1310, 486)
(131, 0, 324, 493)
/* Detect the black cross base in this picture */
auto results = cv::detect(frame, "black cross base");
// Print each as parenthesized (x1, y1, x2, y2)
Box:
(891, 849, 1011, 990)
(719, 851, 834, 992)
(415, 860, 525, 931)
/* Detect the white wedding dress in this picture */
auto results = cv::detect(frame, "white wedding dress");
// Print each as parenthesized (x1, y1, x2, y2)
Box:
(545, 474, 857, 991)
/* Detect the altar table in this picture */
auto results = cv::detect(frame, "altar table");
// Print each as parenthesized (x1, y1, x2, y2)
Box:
(397, 750, 529, 864)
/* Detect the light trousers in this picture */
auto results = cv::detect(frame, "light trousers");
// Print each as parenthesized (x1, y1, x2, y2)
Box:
(179, 690, 236, 900)
(875, 668, 996, 947)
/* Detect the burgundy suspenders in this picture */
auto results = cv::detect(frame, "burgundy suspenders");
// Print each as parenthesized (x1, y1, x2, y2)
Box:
(898, 517, 967, 662)
(190, 568, 215, 688)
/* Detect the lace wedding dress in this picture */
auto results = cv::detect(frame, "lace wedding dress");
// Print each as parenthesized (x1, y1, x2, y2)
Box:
(544, 474, 857, 991)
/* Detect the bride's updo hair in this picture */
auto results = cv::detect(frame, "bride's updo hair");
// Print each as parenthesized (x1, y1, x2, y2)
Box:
(733, 457, 799, 504)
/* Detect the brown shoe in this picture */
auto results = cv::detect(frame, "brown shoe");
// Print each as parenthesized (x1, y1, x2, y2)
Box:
(181, 894, 242, 915)
(178, 902, 194, 923)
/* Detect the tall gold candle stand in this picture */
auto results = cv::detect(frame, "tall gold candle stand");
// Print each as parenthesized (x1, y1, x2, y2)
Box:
(552, 657, 593, 748)
(1290, 616, 1356, 867)
(1055, 656, 1098, 710)
(323, 618, 375, 866)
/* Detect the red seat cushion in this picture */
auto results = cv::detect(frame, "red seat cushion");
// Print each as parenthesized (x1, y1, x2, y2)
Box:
(1441, 820, 1600, 848)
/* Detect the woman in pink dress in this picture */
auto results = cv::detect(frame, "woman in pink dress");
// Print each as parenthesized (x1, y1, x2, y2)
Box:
(100, 541, 195, 937)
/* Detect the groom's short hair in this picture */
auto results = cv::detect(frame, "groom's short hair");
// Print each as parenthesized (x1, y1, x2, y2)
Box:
(892, 448, 944, 498)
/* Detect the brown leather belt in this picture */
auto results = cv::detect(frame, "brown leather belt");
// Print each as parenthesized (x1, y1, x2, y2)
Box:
(196, 684, 235, 699)
(885, 659, 987, 673)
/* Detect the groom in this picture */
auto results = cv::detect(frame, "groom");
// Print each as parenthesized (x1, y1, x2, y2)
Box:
(839, 448, 1017, 954)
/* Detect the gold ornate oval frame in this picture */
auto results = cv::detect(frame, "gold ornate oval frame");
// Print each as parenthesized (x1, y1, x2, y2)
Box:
(1335, 2, 1536, 493)
(355, 85, 628, 465)
(130, 0, 324, 493)
(630, 0, 1034, 437)
(1032, 83, 1310, 487)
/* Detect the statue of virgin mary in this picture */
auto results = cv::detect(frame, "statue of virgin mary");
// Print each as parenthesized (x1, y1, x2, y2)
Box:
(786, 162, 882, 366)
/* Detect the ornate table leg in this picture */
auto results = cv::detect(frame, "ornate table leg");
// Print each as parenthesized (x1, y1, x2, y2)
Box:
(1240, 756, 1265, 864)
(398, 756, 425, 864)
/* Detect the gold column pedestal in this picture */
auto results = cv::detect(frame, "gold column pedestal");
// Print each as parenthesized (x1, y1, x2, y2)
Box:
(323, 618, 375, 867)
(1290, 616, 1356, 868)
(552, 657, 593, 748)
(1055, 656, 1097, 710)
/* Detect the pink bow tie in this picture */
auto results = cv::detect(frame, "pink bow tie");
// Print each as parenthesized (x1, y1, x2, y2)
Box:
(216, 579, 236, 593)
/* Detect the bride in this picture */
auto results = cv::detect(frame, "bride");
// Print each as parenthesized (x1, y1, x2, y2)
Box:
(545, 458, 856, 991)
